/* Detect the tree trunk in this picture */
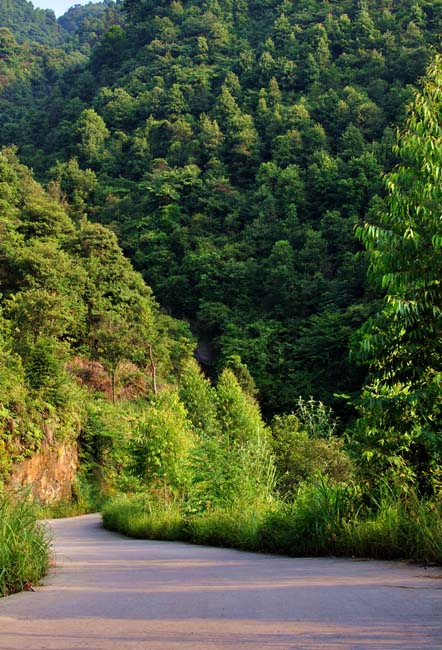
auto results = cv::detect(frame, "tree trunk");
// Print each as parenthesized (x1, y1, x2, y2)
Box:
(111, 368, 116, 404)
(148, 344, 157, 397)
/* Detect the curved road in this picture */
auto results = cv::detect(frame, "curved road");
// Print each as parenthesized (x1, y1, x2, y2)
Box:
(0, 514, 441, 649)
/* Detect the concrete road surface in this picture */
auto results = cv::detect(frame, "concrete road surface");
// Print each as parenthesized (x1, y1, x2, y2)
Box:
(0, 513, 441, 649)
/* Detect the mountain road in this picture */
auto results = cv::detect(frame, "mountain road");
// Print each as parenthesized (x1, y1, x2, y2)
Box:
(0, 513, 441, 649)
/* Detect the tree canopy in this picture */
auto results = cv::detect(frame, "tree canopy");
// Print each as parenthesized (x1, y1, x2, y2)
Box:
(0, 0, 440, 420)
(354, 54, 442, 491)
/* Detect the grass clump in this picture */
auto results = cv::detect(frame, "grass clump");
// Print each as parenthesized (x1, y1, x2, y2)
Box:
(259, 480, 356, 556)
(0, 493, 50, 597)
(341, 488, 442, 563)
(102, 494, 187, 541)
(189, 501, 268, 551)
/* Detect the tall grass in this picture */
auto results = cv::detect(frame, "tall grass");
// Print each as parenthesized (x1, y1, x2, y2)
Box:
(342, 487, 442, 562)
(0, 493, 50, 596)
(189, 500, 269, 551)
(102, 494, 187, 541)
(259, 480, 356, 556)
(102, 482, 442, 564)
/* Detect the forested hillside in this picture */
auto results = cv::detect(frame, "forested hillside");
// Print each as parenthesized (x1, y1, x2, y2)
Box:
(1, 0, 440, 416)
(0, 1, 123, 183)
(1, 0, 442, 587)
(0, 146, 192, 479)
(59, 1, 123, 50)
(0, 0, 63, 46)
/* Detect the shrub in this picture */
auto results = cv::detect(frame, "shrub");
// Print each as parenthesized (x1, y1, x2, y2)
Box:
(127, 391, 196, 496)
(295, 396, 337, 438)
(271, 413, 354, 497)
(216, 369, 267, 445)
(178, 358, 218, 437)
(187, 423, 276, 514)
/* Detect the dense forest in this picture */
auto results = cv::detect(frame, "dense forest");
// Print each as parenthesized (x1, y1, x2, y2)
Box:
(0, 0, 442, 590)
(0, 0, 121, 46)
(0, 146, 193, 472)
(3, 0, 442, 419)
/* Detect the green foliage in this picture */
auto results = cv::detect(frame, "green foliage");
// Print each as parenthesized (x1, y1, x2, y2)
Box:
(0, 148, 192, 491)
(76, 109, 110, 165)
(0, 0, 62, 47)
(178, 358, 218, 436)
(187, 429, 275, 514)
(2, 0, 439, 419)
(354, 55, 442, 491)
(295, 396, 338, 439)
(216, 369, 267, 445)
(271, 413, 354, 498)
(0, 327, 27, 475)
(1, 0, 442, 569)
(357, 54, 442, 375)
(260, 480, 357, 556)
(23, 338, 68, 404)
(102, 494, 186, 541)
(59, 2, 123, 51)
(102, 482, 442, 564)
(341, 486, 442, 562)
(0, 493, 50, 597)
(124, 368, 274, 512)
(177, 367, 276, 513)
(0, 0, 121, 51)
(188, 504, 264, 551)
(224, 354, 258, 398)
(77, 398, 132, 495)
(127, 391, 196, 495)
(50, 158, 98, 219)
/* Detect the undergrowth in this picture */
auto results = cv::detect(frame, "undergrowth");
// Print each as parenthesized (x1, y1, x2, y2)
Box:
(102, 494, 187, 540)
(0, 493, 50, 597)
(102, 481, 442, 564)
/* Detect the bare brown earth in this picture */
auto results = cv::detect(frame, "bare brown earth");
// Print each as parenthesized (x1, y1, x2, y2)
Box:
(7, 441, 78, 503)
(0, 513, 441, 649)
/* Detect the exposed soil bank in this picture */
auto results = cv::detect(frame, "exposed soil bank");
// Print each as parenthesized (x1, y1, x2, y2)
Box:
(7, 442, 78, 504)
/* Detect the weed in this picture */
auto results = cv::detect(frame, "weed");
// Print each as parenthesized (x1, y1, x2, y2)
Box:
(0, 492, 50, 597)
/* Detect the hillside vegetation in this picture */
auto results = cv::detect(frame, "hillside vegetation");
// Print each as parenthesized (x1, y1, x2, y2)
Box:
(0, 0, 442, 589)
(0, 142, 192, 593)
(2, 0, 440, 416)
(0, 147, 192, 479)
(103, 57, 442, 556)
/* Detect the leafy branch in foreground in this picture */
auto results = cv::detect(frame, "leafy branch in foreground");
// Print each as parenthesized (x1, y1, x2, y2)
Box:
(353, 54, 442, 492)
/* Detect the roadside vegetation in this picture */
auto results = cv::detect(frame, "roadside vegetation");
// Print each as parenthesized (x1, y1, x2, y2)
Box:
(103, 57, 442, 566)
(0, 493, 50, 597)
(101, 360, 442, 565)
(103, 485, 442, 564)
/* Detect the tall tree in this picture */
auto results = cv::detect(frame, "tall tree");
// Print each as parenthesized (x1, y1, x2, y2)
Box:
(354, 54, 442, 491)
